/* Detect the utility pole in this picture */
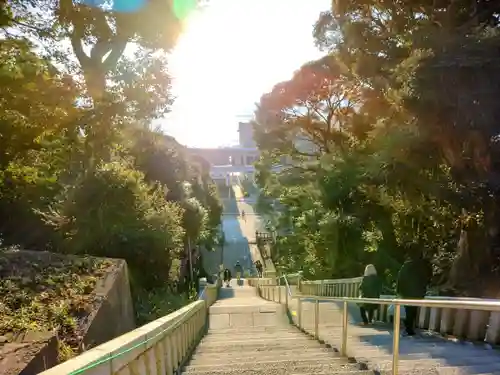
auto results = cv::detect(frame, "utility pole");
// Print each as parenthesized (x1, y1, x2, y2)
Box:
(188, 237, 193, 285)
(219, 228, 225, 272)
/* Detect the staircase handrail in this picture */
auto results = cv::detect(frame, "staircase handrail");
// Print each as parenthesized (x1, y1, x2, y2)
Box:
(258, 286, 500, 375)
(42, 276, 222, 375)
(255, 275, 500, 375)
(40, 299, 209, 375)
(276, 274, 293, 297)
(197, 273, 222, 304)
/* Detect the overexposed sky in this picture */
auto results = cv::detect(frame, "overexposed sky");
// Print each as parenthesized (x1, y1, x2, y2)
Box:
(161, 0, 329, 148)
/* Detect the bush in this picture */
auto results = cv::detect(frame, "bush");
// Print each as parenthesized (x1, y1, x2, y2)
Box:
(40, 161, 185, 289)
(134, 286, 191, 326)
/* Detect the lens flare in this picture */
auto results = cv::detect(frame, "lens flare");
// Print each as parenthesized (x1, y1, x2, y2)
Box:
(173, 0, 197, 19)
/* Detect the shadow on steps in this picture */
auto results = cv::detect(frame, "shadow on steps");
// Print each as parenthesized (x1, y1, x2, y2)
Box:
(217, 288, 236, 300)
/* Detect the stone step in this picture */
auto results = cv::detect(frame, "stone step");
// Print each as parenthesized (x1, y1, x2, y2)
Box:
(182, 359, 358, 374)
(188, 348, 338, 364)
(182, 372, 372, 375)
(192, 340, 325, 353)
(195, 337, 321, 349)
(200, 333, 311, 341)
(200, 332, 304, 342)
(199, 336, 305, 345)
(206, 327, 297, 334)
(205, 329, 297, 336)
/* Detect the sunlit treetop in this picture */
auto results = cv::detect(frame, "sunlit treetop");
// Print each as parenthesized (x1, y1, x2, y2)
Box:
(5, 0, 204, 99)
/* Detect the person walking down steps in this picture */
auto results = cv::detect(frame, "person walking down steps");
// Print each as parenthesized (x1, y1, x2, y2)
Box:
(234, 261, 243, 282)
(358, 264, 382, 325)
(396, 247, 432, 336)
(223, 268, 232, 287)
(255, 260, 263, 278)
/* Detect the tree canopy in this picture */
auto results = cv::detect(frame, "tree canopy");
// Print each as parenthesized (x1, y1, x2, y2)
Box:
(0, 0, 222, 310)
(254, 0, 500, 295)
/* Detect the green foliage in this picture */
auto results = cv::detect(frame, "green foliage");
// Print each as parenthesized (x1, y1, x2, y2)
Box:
(4, 0, 202, 97)
(40, 161, 185, 289)
(0, 0, 222, 348)
(0, 250, 111, 353)
(0, 38, 81, 249)
(239, 175, 256, 197)
(254, 0, 500, 295)
(134, 286, 191, 326)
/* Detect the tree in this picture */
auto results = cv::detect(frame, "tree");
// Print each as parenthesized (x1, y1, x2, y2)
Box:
(255, 56, 365, 161)
(253, 45, 465, 287)
(2, 0, 205, 168)
(40, 161, 185, 289)
(4, 0, 201, 97)
(251, 0, 500, 293)
(0, 1, 223, 293)
(0, 38, 82, 248)
(312, 0, 500, 290)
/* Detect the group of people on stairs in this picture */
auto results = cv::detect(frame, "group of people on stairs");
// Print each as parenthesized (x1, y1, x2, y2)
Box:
(358, 250, 432, 336)
(222, 261, 241, 286)
(221, 259, 264, 287)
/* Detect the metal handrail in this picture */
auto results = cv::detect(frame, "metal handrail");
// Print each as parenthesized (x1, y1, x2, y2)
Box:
(258, 284, 500, 375)
(276, 274, 292, 297)
(295, 295, 500, 311)
(197, 274, 221, 301)
(302, 276, 362, 283)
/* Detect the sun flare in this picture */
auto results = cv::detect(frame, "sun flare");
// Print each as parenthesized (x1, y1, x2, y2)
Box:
(162, 0, 329, 148)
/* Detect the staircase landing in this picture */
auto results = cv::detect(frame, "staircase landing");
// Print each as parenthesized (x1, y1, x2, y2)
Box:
(209, 279, 286, 329)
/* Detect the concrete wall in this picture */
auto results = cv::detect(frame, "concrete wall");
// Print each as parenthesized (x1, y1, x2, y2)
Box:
(82, 259, 136, 350)
(1, 331, 59, 375)
(2, 255, 136, 375)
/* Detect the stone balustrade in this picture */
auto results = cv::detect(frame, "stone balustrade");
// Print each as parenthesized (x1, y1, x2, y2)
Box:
(40, 284, 219, 375)
(300, 277, 363, 298)
(259, 276, 500, 345)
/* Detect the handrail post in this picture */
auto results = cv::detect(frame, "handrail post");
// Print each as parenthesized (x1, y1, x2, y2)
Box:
(392, 303, 401, 375)
(314, 299, 320, 339)
(341, 300, 348, 356)
(285, 284, 289, 308)
(298, 298, 302, 328)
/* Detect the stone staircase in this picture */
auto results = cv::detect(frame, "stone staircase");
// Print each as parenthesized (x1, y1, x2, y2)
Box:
(39, 274, 500, 375)
(181, 280, 373, 375)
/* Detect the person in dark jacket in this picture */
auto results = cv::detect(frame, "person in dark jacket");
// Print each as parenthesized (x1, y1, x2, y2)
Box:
(255, 260, 263, 278)
(358, 264, 382, 325)
(223, 268, 232, 287)
(396, 250, 433, 335)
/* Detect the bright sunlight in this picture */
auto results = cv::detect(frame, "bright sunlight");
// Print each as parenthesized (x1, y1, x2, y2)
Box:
(162, 0, 329, 148)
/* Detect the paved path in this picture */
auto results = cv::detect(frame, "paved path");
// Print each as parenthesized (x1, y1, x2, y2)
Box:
(209, 279, 288, 329)
(285, 298, 500, 374)
(201, 184, 264, 276)
(215, 185, 264, 277)
(231, 185, 262, 243)
(231, 185, 276, 273)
